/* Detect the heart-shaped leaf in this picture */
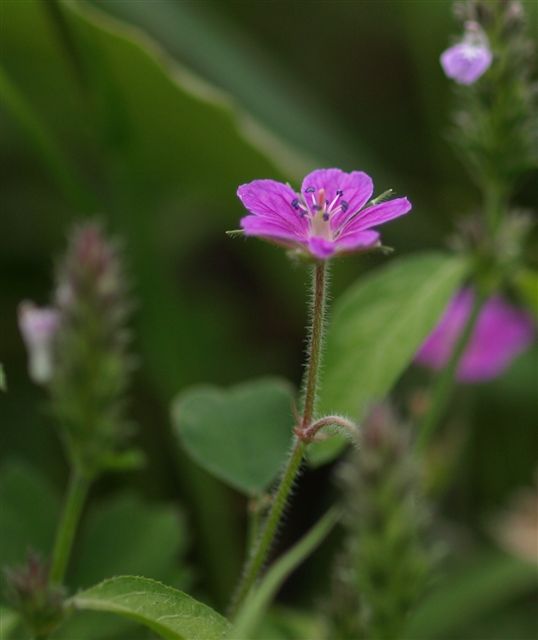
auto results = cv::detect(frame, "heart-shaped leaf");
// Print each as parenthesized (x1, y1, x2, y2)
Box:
(70, 576, 230, 640)
(172, 378, 295, 495)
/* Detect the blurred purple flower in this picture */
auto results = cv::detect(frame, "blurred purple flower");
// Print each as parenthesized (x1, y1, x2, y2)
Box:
(440, 21, 493, 85)
(416, 288, 534, 382)
(237, 168, 411, 260)
(18, 302, 60, 384)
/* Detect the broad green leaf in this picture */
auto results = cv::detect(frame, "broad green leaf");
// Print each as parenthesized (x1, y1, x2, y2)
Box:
(60, 490, 192, 640)
(86, 0, 374, 171)
(172, 378, 295, 495)
(231, 508, 340, 639)
(311, 252, 467, 465)
(406, 551, 538, 639)
(70, 576, 231, 640)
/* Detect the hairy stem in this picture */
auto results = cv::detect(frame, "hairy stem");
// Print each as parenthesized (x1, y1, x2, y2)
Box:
(229, 262, 329, 617)
(417, 291, 485, 450)
(49, 470, 91, 585)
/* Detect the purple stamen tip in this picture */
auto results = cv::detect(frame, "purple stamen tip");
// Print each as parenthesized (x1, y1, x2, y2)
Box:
(336, 190, 344, 196)
(291, 198, 300, 209)
(305, 187, 315, 193)
(322, 213, 330, 221)
(340, 200, 349, 212)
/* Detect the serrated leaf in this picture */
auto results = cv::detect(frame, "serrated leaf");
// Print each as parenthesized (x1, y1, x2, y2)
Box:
(310, 253, 467, 465)
(70, 576, 231, 640)
(172, 378, 294, 495)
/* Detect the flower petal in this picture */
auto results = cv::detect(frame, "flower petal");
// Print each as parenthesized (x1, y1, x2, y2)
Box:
(334, 230, 380, 253)
(308, 237, 336, 260)
(240, 215, 301, 245)
(301, 168, 374, 226)
(416, 289, 535, 382)
(339, 197, 412, 236)
(440, 43, 492, 85)
(237, 179, 307, 234)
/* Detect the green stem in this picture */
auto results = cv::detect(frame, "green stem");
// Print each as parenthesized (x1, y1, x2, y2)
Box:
(229, 261, 329, 617)
(49, 469, 91, 585)
(417, 291, 486, 451)
(301, 262, 328, 427)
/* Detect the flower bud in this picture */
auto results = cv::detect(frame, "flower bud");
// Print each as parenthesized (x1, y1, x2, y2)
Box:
(440, 22, 492, 85)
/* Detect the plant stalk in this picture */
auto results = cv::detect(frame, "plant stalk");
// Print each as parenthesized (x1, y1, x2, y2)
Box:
(49, 469, 91, 585)
(229, 261, 329, 616)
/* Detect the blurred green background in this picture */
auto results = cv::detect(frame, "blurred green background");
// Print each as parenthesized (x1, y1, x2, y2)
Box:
(1, 1, 537, 638)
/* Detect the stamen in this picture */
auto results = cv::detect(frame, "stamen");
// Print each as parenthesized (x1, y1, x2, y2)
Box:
(304, 187, 315, 193)
(322, 213, 330, 221)
(340, 200, 349, 212)
(327, 194, 342, 212)
(291, 198, 300, 209)
(336, 189, 344, 196)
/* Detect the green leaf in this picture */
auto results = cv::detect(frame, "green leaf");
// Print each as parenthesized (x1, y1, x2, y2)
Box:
(406, 551, 538, 639)
(172, 378, 295, 495)
(70, 576, 231, 640)
(231, 508, 340, 639)
(310, 252, 467, 465)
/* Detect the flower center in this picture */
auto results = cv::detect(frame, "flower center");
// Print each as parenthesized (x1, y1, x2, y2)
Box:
(291, 187, 349, 240)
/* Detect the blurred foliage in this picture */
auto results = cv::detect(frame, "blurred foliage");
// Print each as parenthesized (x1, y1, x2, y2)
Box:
(1, 0, 537, 637)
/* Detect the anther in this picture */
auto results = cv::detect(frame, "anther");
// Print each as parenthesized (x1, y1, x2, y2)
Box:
(305, 187, 315, 193)
(340, 200, 349, 212)
(322, 213, 330, 221)
(291, 198, 300, 209)
(336, 189, 344, 196)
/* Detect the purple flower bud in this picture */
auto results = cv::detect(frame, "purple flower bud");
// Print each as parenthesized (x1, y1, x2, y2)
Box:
(415, 288, 535, 382)
(440, 22, 493, 85)
(18, 302, 60, 384)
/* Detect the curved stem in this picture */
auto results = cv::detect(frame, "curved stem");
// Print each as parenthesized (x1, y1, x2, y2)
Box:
(49, 469, 91, 585)
(417, 291, 486, 451)
(229, 262, 329, 617)
(300, 415, 358, 442)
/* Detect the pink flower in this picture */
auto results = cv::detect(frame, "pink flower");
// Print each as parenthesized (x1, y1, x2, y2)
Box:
(18, 302, 60, 384)
(237, 168, 412, 260)
(440, 22, 493, 85)
(416, 289, 535, 382)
